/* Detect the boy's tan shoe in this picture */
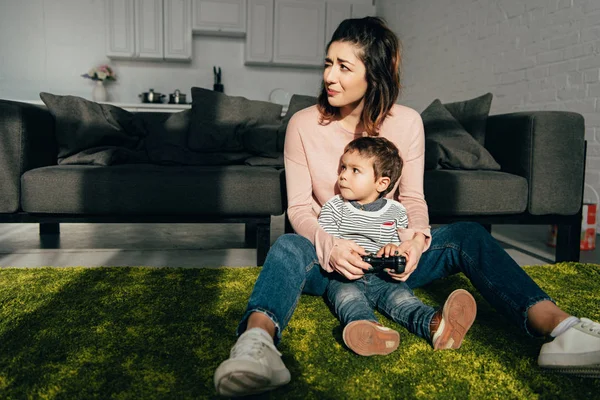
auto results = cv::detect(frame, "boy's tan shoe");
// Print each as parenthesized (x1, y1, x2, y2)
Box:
(343, 320, 400, 356)
(431, 289, 477, 350)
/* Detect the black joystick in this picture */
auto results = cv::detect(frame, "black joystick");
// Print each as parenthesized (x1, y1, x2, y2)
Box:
(363, 254, 406, 274)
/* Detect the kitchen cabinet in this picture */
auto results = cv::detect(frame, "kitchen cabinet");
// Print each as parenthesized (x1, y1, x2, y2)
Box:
(325, 2, 351, 44)
(13, 99, 191, 114)
(105, 0, 192, 61)
(164, 0, 193, 60)
(350, 3, 375, 18)
(245, 0, 374, 68)
(192, 0, 247, 36)
(325, 2, 375, 43)
(273, 0, 326, 66)
(105, 0, 136, 58)
(245, 0, 274, 64)
(136, 0, 164, 59)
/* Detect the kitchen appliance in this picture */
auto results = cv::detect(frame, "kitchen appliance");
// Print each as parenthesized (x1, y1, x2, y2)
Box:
(169, 89, 187, 104)
(139, 89, 165, 103)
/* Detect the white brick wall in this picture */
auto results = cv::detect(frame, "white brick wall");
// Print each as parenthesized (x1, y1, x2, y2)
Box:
(378, 0, 600, 222)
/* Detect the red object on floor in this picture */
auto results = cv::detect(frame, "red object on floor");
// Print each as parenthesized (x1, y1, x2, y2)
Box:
(547, 203, 597, 251)
(581, 203, 596, 251)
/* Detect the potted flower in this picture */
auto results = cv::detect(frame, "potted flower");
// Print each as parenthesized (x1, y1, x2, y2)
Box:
(82, 64, 117, 102)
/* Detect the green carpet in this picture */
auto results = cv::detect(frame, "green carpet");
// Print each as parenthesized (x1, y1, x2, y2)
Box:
(0, 263, 599, 399)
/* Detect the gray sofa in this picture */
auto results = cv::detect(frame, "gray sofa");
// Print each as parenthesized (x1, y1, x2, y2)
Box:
(0, 99, 286, 265)
(0, 96, 586, 266)
(424, 111, 585, 262)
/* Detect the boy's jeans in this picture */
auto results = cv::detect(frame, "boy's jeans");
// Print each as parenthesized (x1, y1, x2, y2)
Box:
(237, 222, 553, 344)
(327, 274, 436, 340)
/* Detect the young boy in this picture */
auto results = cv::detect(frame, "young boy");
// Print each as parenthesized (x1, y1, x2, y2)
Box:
(319, 136, 477, 356)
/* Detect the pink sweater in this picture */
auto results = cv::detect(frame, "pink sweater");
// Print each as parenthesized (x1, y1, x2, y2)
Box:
(284, 104, 431, 272)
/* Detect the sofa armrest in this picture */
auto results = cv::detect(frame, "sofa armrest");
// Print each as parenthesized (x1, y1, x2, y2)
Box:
(0, 100, 58, 213)
(485, 111, 585, 216)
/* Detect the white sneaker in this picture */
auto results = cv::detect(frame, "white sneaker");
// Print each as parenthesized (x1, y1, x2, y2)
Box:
(214, 328, 291, 396)
(538, 318, 600, 378)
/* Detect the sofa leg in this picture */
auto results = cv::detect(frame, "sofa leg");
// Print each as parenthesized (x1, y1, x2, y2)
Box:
(40, 222, 60, 235)
(245, 222, 257, 248)
(556, 223, 580, 263)
(256, 220, 271, 266)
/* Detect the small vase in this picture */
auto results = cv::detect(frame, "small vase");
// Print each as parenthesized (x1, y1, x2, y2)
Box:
(92, 80, 107, 102)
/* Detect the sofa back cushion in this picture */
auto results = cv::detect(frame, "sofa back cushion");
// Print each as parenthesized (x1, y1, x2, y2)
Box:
(39, 92, 147, 165)
(187, 87, 283, 152)
(421, 96, 500, 171)
(442, 92, 493, 146)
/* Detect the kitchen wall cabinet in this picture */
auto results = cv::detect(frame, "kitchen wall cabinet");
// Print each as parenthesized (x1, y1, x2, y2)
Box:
(245, 0, 274, 64)
(350, 3, 375, 18)
(135, 0, 164, 59)
(325, 2, 375, 43)
(105, 0, 192, 61)
(325, 2, 351, 44)
(273, 0, 326, 66)
(245, 0, 375, 68)
(105, 0, 136, 58)
(164, 0, 193, 60)
(192, 0, 247, 36)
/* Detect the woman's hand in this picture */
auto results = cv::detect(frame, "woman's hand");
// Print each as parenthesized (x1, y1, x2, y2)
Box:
(329, 238, 371, 280)
(382, 233, 427, 281)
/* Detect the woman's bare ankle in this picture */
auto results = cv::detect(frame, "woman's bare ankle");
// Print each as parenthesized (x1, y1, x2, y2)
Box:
(527, 300, 571, 336)
(247, 312, 276, 338)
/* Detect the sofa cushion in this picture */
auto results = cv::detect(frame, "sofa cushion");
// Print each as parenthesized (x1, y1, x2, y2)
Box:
(443, 92, 493, 146)
(424, 170, 528, 215)
(140, 110, 191, 165)
(282, 94, 317, 124)
(188, 87, 283, 152)
(242, 123, 282, 158)
(245, 154, 284, 167)
(421, 99, 500, 171)
(138, 110, 253, 165)
(21, 164, 285, 215)
(39, 92, 146, 165)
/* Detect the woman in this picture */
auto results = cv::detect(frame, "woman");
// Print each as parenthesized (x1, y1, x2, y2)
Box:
(214, 17, 600, 397)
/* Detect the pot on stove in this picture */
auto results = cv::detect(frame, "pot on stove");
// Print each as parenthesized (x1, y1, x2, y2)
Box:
(139, 89, 165, 103)
(169, 89, 187, 104)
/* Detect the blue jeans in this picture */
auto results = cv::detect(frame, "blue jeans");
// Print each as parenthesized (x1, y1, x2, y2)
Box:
(327, 274, 436, 340)
(237, 222, 553, 344)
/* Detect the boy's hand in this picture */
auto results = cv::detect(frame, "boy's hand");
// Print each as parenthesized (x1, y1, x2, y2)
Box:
(376, 244, 405, 281)
(329, 238, 370, 280)
(375, 244, 401, 258)
(384, 233, 427, 281)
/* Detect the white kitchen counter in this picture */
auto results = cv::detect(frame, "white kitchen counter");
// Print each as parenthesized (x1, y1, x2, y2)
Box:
(5, 99, 191, 113)
(6, 99, 288, 115)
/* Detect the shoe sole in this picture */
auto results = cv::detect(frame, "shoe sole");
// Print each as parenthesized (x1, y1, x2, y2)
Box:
(539, 365, 600, 378)
(214, 359, 290, 397)
(343, 320, 400, 356)
(434, 289, 477, 350)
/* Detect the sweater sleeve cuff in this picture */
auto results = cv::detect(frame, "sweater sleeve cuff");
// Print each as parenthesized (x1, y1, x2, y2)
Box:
(315, 230, 336, 273)
(398, 227, 432, 252)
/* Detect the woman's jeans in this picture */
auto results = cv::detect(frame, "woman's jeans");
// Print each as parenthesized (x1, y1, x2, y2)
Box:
(237, 222, 553, 344)
(327, 274, 436, 340)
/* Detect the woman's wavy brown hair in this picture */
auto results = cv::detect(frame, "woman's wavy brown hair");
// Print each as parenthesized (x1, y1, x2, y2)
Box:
(317, 17, 402, 136)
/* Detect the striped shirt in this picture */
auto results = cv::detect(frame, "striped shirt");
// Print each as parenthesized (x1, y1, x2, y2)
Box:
(318, 195, 409, 254)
